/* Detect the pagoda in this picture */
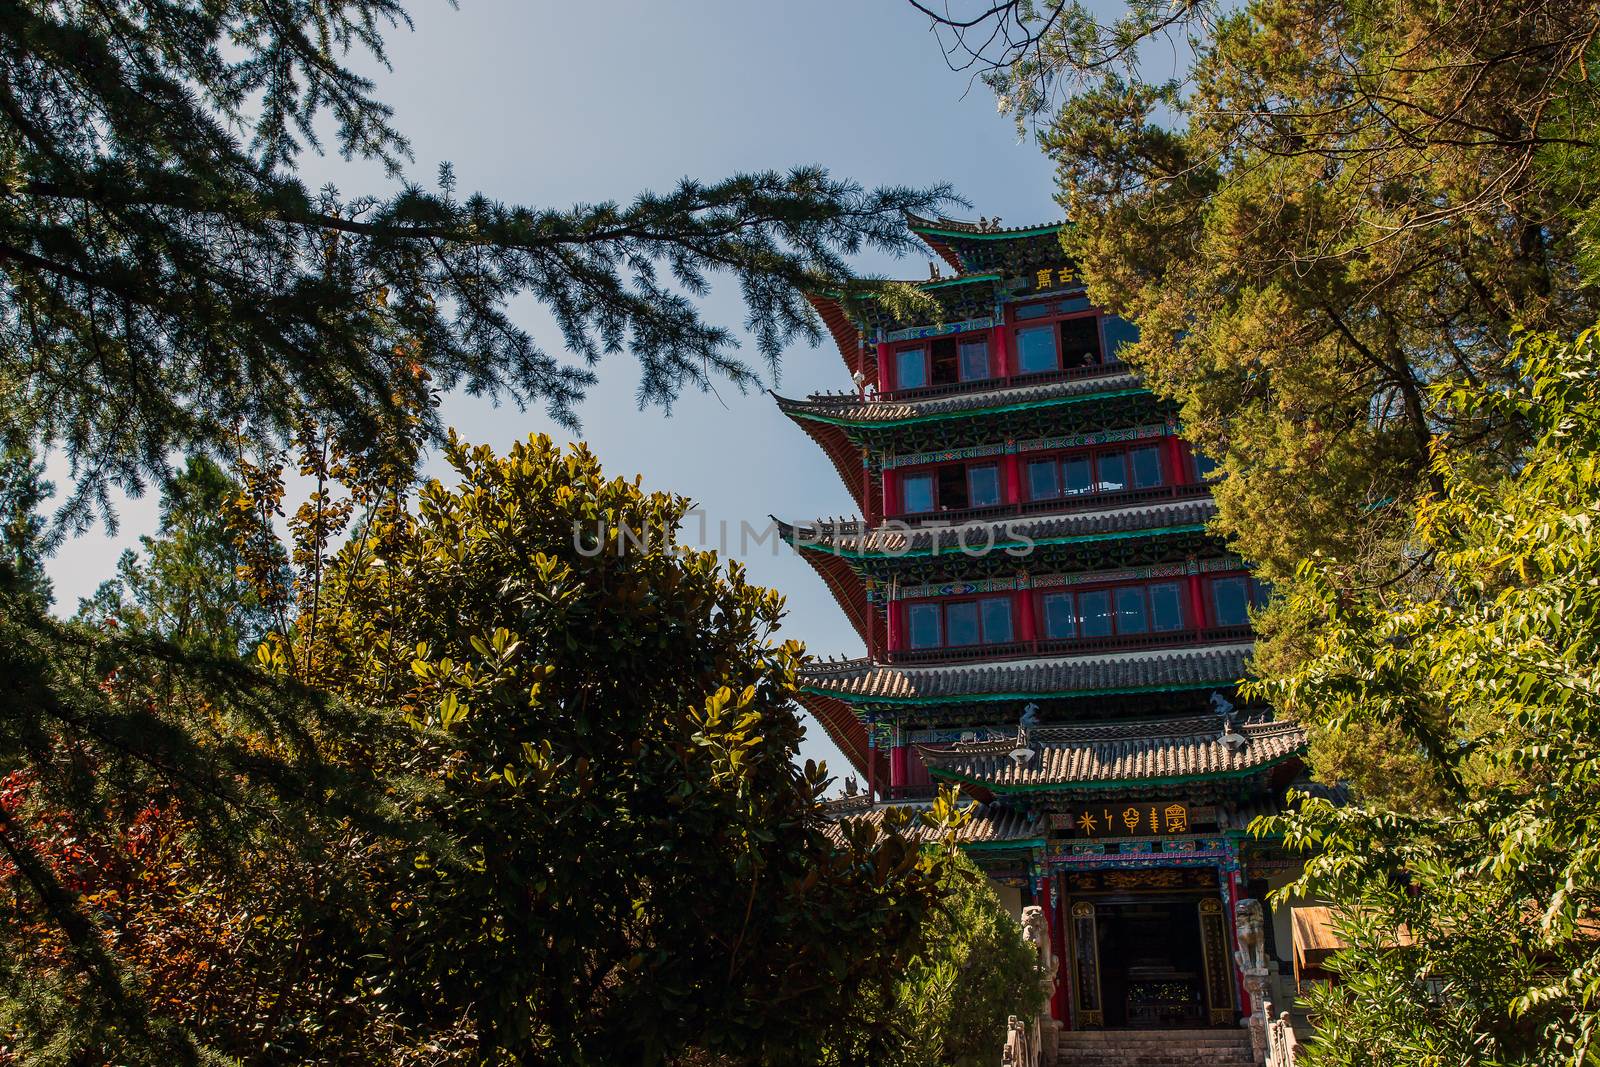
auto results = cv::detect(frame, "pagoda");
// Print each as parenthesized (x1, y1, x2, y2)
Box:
(776, 216, 1309, 1036)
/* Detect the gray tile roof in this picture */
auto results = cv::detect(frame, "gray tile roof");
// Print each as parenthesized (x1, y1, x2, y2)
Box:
(783, 495, 1217, 556)
(823, 801, 1043, 847)
(774, 370, 1144, 425)
(800, 644, 1253, 703)
(918, 714, 1306, 789)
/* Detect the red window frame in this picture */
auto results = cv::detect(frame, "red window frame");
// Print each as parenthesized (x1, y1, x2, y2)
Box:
(1021, 441, 1168, 502)
(1008, 299, 1108, 376)
(1205, 574, 1270, 627)
(901, 594, 1017, 650)
(894, 458, 1005, 516)
(1033, 575, 1203, 641)
(888, 329, 996, 391)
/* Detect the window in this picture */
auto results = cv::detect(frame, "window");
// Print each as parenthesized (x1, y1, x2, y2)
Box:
(901, 474, 935, 514)
(1131, 446, 1163, 489)
(1024, 443, 1168, 502)
(1037, 580, 1189, 642)
(895, 347, 928, 389)
(905, 597, 1014, 650)
(1027, 460, 1059, 500)
(1016, 325, 1058, 374)
(1041, 592, 1076, 639)
(1150, 583, 1185, 632)
(1210, 575, 1268, 626)
(959, 339, 991, 381)
(1116, 585, 1148, 634)
(1096, 452, 1126, 493)
(968, 464, 1001, 508)
(1059, 315, 1104, 368)
(1079, 589, 1113, 637)
(1102, 314, 1139, 361)
(897, 461, 1007, 515)
(1193, 452, 1220, 481)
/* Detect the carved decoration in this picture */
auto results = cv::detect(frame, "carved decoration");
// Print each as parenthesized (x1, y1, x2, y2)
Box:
(1069, 900, 1104, 1028)
(1197, 896, 1236, 1025)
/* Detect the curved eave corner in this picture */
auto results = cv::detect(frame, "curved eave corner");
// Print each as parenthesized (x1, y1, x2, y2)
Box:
(805, 292, 872, 380)
(905, 213, 964, 272)
(770, 394, 865, 500)
(773, 517, 875, 646)
(795, 690, 870, 776)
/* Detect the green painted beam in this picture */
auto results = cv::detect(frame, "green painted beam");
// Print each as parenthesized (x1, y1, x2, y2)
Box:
(787, 386, 1152, 430)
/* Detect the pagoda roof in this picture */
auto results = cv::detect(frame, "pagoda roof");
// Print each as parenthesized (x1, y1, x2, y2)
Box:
(795, 689, 871, 776)
(799, 643, 1252, 706)
(823, 801, 1044, 849)
(917, 714, 1306, 792)
(773, 369, 1144, 428)
(805, 292, 870, 380)
(905, 214, 1068, 275)
(777, 495, 1216, 559)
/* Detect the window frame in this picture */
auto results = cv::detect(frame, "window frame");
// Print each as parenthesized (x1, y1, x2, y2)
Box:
(1021, 440, 1169, 503)
(1207, 574, 1269, 628)
(890, 328, 995, 391)
(893, 458, 1007, 516)
(1034, 577, 1192, 642)
(1008, 299, 1107, 377)
(900, 594, 1016, 651)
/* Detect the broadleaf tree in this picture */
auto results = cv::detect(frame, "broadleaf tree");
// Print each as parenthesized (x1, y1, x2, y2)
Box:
(1251, 324, 1600, 1066)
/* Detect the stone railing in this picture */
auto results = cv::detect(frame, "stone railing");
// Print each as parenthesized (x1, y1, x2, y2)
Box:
(1262, 998, 1301, 1067)
(1001, 905, 1059, 1067)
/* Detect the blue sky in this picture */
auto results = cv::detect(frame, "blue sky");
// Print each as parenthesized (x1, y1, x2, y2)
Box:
(44, 1, 1061, 777)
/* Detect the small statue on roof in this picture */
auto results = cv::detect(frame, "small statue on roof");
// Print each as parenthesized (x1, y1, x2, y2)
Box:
(1019, 701, 1041, 727)
(928, 260, 942, 280)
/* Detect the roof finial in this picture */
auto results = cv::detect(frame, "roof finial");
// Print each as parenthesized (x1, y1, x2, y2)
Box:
(928, 260, 941, 280)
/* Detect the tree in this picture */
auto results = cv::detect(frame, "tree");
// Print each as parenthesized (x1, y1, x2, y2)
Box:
(890, 848, 1044, 1067)
(76, 456, 280, 657)
(0, 442, 57, 611)
(251, 430, 963, 1065)
(909, 0, 1600, 800)
(2, 1, 954, 526)
(1252, 324, 1600, 1066)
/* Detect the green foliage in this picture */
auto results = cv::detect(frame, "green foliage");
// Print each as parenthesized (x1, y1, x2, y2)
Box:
(274, 431, 961, 1065)
(892, 849, 1045, 1067)
(1252, 324, 1600, 1066)
(914, 0, 1600, 803)
(75, 456, 281, 657)
(2, 0, 956, 526)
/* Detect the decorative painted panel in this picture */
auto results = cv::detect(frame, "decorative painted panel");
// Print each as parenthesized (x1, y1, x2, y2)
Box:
(1070, 901, 1104, 1028)
(1015, 422, 1167, 455)
(884, 315, 995, 343)
(881, 441, 1009, 470)
(895, 555, 1246, 600)
(1198, 897, 1237, 1025)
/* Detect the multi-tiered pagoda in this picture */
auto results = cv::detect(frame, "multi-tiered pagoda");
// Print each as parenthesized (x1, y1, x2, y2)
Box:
(777, 216, 1309, 1036)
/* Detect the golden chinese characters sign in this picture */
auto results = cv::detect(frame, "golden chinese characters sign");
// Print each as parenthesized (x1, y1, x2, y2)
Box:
(1030, 265, 1077, 292)
(1069, 801, 1190, 838)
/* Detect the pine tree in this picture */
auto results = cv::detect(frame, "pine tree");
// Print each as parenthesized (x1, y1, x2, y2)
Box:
(0, 442, 58, 611)
(1, 2, 954, 525)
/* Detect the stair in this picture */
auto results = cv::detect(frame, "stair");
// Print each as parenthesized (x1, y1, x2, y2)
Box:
(1056, 1029, 1257, 1067)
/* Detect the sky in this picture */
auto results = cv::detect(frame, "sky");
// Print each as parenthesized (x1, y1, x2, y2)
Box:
(42, 1, 1062, 778)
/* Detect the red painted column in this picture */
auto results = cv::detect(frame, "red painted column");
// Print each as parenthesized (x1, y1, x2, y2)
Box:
(865, 728, 877, 802)
(991, 324, 1010, 379)
(881, 468, 897, 519)
(1165, 433, 1186, 485)
(864, 462, 881, 526)
(1041, 873, 1067, 1022)
(876, 341, 892, 392)
(890, 744, 908, 789)
(886, 598, 899, 652)
(1189, 570, 1207, 631)
(1017, 589, 1037, 645)
(1003, 450, 1022, 505)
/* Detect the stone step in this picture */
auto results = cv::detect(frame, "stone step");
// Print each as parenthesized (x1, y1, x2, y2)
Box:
(1055, 1029, 1256, 1067)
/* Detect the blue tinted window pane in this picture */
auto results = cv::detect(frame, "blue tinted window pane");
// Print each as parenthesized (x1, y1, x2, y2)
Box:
(896, 348, 927, 388)
(1194, 452, 1220, 481)
(968, 465, 1001, 507)
(908, 603, 941, 648)
(1103, 314, 1140, 361)
(1015, 301, 1055, 320)
(1042, 593, 1075, 639)
(1212, 577, 1249, 627)
(959, 340, 990, 381)
(981, 597, 1013, 642)
(1251, 581, 1272, 608)
(902, 474, 934, 514)
(1116, 586, 1148, 634)
(946, 602, 981, 646)
(1096, 452, 1127, 492)
(1150, 583, 1184, 632)
(1015, 326, 1058, 373)
(1063, 457, 1093, 495)
(1131, 446, 1162, 488)
(1027, 460, 1059, 500)
(1056, 294, 1093, 315)
(1079, 590, 1113, 637)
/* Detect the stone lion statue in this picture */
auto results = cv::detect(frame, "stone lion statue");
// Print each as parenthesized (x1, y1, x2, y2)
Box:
(1020, 905, 1047, 950)
(1234, 897, 1267, 974)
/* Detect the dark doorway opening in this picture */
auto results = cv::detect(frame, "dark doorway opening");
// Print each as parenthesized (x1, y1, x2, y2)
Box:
(1095, 897, 1207, 1028)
